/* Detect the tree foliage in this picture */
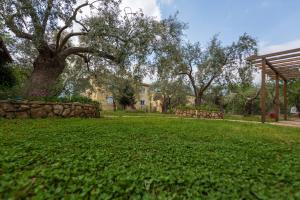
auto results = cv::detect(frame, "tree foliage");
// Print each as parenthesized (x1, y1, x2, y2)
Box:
(0, 63, 31, 99)
(175, 34, 257, 105)
(113, 78, 136, 110)
(60, 56, 92, 97)
(288, 80, 300, 112)
(224, 84, 260, 115)
(152, 78, 190, 113)
(0, 62, 16, 89)
(0, 0, 174, 97)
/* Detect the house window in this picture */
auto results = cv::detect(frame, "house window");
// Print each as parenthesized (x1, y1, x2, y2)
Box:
(140, 100, 145, 106)
(107, 96, 114, 105)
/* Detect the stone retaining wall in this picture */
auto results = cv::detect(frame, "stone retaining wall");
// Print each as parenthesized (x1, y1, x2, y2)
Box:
(0, 100, 100, 119)
(175, 109, 223, 119)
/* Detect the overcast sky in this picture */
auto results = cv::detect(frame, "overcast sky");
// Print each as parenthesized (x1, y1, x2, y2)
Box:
(121, 0, 300, 54)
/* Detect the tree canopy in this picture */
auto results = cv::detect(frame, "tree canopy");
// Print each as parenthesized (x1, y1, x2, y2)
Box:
(0, 0, 179, 97)
(165, 34, 258, 105)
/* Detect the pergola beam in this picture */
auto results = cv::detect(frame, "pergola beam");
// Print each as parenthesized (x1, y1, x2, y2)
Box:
(247, 47, 300, 62)
(265, 59, 287, 81)
(251, 54, 300, 64)
(256, 61, 300, 68)
(269, 57, 300, 65)
(272, 62, 300, 68)
(259, 71, 300, 78)
(263, 67, 300, 73)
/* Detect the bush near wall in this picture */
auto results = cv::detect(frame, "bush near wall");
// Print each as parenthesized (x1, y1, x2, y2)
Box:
(21, 96, 100, 107)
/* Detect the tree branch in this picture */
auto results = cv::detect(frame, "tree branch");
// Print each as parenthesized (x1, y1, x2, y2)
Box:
(60, 46, 93, 58)
(177, 71, 188, 75)
(188, 73, 198, 97)
(199, 74, 217, 95)
(177, 67, 198, 97)
(73, 53, 89, 62)
(56, 2, 89, 51)
(42, 0, 54, 31)
(18, 0, 50, 52)
(73, 53, 91, 71)
(58, 32, 87, 52)
(60, 47, 118, 63)
(5, 15, 33, 40)
(288, 89, 300, 95)
(75, 19, 90, 32)
(251, 89, 260, 100)
(22, 0, 43, 34)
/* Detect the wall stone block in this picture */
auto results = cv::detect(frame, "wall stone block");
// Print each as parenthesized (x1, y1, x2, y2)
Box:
(175, 109, 223, 119)
(0, 100, 100, 119)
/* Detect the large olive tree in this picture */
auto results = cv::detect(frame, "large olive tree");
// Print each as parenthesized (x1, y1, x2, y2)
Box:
(0, 0, 163, 97)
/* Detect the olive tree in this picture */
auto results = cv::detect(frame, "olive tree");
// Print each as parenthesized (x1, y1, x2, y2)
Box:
(177, 34, 257, 105)
(151, 78, 190, 113)
(0, 0, 165, 97)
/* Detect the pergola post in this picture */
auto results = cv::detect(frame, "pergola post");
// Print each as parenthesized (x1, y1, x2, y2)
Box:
(261, 58, 266, 123)
(283, 80, 288, 120)
(275, 73, 280, 122)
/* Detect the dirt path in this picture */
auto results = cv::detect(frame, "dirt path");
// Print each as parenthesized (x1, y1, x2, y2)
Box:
(104, 115, 300, 128)
(270, 121, 300, 128)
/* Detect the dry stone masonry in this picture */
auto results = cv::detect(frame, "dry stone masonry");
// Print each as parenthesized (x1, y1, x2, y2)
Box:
(0, 100, 100, 119)
(175, 109, 223, 119)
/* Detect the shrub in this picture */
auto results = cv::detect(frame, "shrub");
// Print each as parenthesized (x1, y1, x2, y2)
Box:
(42, 96, 100, 107)
(5, 95, 101, 108)
(0, 64, 16, 88)
(0, 65, 31, 100)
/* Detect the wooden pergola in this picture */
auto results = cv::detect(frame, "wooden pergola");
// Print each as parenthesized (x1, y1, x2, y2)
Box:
(247, 48, 300, 123)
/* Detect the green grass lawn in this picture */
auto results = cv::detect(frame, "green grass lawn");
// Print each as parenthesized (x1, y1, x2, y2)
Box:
(0, 117, 300, 199)
(224, 114, 288, 122)
(101, 110, 174, 117)
(224, 114, 263, 122)
(102, 110, 276, 123)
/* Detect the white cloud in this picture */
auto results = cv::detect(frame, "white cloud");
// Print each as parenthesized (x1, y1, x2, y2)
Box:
(259, 38, 300, 54)
(76, 0, 162, 21)
(71, 0, 162, 35)
(120, 0, 161, 20)
(160, 0, 174, 5)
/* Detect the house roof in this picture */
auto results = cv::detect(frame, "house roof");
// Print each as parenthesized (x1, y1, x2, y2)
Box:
(0, 37, 12, 63)
(247, 48, 300, 80)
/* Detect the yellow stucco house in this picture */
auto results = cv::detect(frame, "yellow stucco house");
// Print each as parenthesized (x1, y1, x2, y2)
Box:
(85, 83, 164, 112)
(85, 81, 195, 112)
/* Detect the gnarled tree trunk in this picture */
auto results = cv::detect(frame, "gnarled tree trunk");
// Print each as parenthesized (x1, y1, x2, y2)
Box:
(162, 96, 171, 113)
(24, 52, 66, 97)
(194, 92, 203, 106)
(194, 97, 201, 106)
